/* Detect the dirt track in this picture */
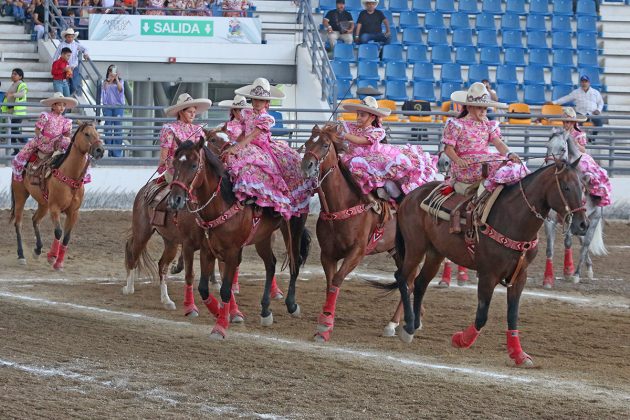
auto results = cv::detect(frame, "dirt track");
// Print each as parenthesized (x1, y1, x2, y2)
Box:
(1, 210, 629, 419)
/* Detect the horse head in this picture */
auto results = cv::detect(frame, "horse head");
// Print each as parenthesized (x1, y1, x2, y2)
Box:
(546, 158, 589, 236)
(301, 123, 341, 179)
(546, 129, 581, 164)
(204, 127, 232, 156)
(168, 137, 207, 210)
(74, 121, 105, 160)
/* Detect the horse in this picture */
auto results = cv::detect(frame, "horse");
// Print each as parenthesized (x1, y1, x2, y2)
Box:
(543, 130, 607, 287)
(378, 159, 588, 367)
(301, 124, 417, 342)
(168, 137, 311, 340)
(10, 122, 105, 270)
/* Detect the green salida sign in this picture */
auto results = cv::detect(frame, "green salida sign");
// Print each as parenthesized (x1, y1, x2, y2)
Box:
(140, 19, 214, 37)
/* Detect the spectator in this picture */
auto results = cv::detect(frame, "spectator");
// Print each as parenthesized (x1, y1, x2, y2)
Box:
(0, 69, 28, 155)
(122, 0, 137, 14)
(145, 0, 165, 15)
(101, 64, 125, 157)
(51, 47, 72, 97)
(323, 0, 353, 51)
(53, 28, 89, 95)
(222, 0, 250, 17)
(481, 78, 499, 119)
(167, 0, 186, 16)
(31, 0, 46, 39)
(551, 75, 605, 129)
(101, 0, 114, 12)
(187, 0, 211, 16)
(12, 0, 25, 24)
(354, 0, 390, 45)
(1, 0, 13, 17)
(77, 0, 93, 38)
(112, 0, 129, 13)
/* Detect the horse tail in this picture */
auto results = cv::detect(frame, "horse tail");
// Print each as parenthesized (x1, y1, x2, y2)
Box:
(369, 223, 405, 292)
(588, 216, 607, 256)
(395, 219, 406, 261)
(124, 230, 159, 283)
(299, 228, 312, 267)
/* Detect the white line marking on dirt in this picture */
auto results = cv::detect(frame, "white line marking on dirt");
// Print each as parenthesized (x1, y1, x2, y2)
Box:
(1, 291, 629, 406)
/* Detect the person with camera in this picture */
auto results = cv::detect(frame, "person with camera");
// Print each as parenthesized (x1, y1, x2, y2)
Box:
(101, 64, 125, 157)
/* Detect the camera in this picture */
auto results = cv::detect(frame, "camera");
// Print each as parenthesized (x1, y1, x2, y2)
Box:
(111, 66, 117, 75)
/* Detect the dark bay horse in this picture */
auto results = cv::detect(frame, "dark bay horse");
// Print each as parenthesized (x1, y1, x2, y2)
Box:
(383, 159, 588, 367)
(168, 138, 310, 340)
(10, 122, 104, 270)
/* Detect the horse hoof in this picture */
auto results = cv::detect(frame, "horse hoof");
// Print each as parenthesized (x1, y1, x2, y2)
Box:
(289, 304, 301, 318)
(398, 327, 414, 344)
(231, 312, 245, 324)
(587, 269, 594, 280)
(542, 283, 552, 290)
(436, 280, 450, 288)
(232, 284, 240, 295)
(17, 258, 26, 266)
(571, 275, 580, 284)
(185, 309, 199, 318)
(121, 286, 134, 295)
(383, 322, 398, 337)
(313, 331, 331, 343)
(260, 312, 274, 327)
(271, 291, 284, 300)
(163, 301, 176, 311)
(212, 282, 222, 291)
(53, 264, 64, 271)
(32, 250, 40, 260)
(416, 319, 423, 331)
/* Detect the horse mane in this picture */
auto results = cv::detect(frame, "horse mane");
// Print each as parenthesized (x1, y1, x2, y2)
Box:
(501, 159, 566, 194)
(51, 122, 90, 169)
(336, 159, 367, 198)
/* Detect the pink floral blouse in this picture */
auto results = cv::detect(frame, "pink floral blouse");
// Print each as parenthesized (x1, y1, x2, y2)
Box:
(442, 116, 502, 157)
(241, 108, 274, 142)
(342, 122, 386, 152)
(158, 120, 204, 174)
(35, 112, 73, 152)
(225, 119, 245, 142)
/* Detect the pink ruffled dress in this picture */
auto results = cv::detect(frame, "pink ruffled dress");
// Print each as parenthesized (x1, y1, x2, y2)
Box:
(569, 128, 612, 206)
(224, 108, 313, 219)
(441, 116, 529, 191)
(340, 122, 437, 195)
(224, 119, 244, 142)
(157, 120, 204, 176)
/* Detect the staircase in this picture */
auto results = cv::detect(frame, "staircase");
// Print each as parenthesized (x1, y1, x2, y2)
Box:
(601, 2, 630, 125)
(0, 16, 55, 109)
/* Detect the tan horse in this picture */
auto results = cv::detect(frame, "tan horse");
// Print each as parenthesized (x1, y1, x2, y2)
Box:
(10, 122, 104, 270)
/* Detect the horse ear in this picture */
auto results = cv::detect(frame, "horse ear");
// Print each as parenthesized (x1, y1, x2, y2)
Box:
(197, 135, 206, 149)
(571, 155, 582, 168)
(174, 136, 182, 147)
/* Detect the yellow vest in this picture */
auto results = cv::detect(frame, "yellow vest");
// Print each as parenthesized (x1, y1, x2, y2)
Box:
(1, 81, 28, 115)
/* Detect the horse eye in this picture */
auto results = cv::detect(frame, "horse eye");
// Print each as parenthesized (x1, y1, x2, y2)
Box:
(562, 183, 570, 192)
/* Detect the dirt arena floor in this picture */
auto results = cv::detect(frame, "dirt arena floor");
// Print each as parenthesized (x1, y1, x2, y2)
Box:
(1, 210, 629, 419)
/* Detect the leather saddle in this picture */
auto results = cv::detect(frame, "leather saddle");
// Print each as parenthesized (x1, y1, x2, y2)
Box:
(144, 178, 171, 227)
(26, 152, 55, 187)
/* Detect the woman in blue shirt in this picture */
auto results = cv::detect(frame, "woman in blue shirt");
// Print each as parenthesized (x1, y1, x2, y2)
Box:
(101, 64, 125, 157)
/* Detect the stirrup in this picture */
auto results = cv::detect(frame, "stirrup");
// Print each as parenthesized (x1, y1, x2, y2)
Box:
(242, 197, 256, 205)
(376, 187, 390, 201)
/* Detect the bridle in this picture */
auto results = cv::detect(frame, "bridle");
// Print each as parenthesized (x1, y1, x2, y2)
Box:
(304, 135, 338, 188)
(170, 147, 220, 210)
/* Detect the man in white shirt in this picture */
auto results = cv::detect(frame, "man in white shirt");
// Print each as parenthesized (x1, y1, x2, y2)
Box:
(552, 75, 605, 128)
(53, 28, 89, 96)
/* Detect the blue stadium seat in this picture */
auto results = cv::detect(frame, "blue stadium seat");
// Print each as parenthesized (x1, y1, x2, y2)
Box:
(413, 81, 436, 102)
(427, 28, 449, 46)
(450, 12, 471, 30)
(579, 67, 602, 89)
(529, 0, 550, 16)
(335, 79, 353, 100)
(357, 61, 380, 82)
(504, 48, 527, 66)
(529, 49, 550, 68)
(455, 46, 477, 65)
(576, 0, 597, 17)
(577, 16, 597, 34)
(502, 30, 524, 49)
(552, 15, 573, 33)
(358, 44, 379, 63)
(268, 111, 290, 137)
(552, 32, 574, 50)
(577, 49, 600, 69)
(413, 62, 435, 82)
(553, 49, 575, 68)
(458, 0, 479, 14)
(317, 0, 336, 13)
(388, 30, 402, 45)
(425, 12, 447, 30)
(350, 10, 360, 23)
(441, 63, 463, 83)
(477, 29, 499, 47)
(475, 13, 496, 31)
(524, 85, 546, 105)
(402, 27, 425, 46)
(441, 82, 462, 102)
(452, 29, 474, 47)
(527, 31, 550, 50)
(345, 0, 362, 11)
(526, 15, 547, 32)
(412, 0, 432, 13)
(385, 61, 408, 82)
(468, 64, 490, 83)
(481, 0, 503, 15)
(552, 85, 573, 102)
(436, 0, 456, 14)
(479, 46, 501, 65)
(496, 65, 518, 85)
(407, 44, 429, 64)
(506, 0, 526, 15)
(501, 13, 522, 32)
(333, 43, 355, 62)
(399, 11, 421, 29)
(577, 32, 598, 50)
(431, 45, 452, 64)
(332, 61, 353, 82)
(388, 0, 410, 13)
(523, 65, 546, 86)
(551, 67, 574, 86)
(385, 80, 409, 101)
(553, 0, 574, 16)
(382, 10, 394, 26)
(357, 79, 381, 96)
(382, 44, 404, 63)
(497, 84, 519, 103)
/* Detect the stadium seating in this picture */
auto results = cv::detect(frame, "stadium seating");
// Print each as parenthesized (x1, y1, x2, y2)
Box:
(458, 0, 479, 14)
(332, 61, 353, 82)
(388, 0, 410, 13)
(407, 44, 429, 64)
(479, 46, 501, 65)
(523, 85, 546, 105)
(382, 44, 404, 64)
(413, 62, 435, 82)
(523, 65, 545, 86)
(551, 67, 574, 87)
(402, 27, 424, 46)
(540, 104, 564, 126)
(425, 12, 447, 30)
(333, 43, 354, 62)
(412, 0, 432, 14)
(577, 15, 597, 34)
(452, 29, 474, 47)
(475, 13, 496, 31)
(497, 84, 519, 103)
(428, 28, 449, 47)
(526, 15, 547, 32)
(506, 0, 526, 15)
(505, 48, 526, 67)
(477, 29, 499, 47)
(431, 44, 452, 64)
(529, 0, 550, 16)
(578, 49, 600, 69)
(468, 64, 490, 83)
(450, 12, 472, 30)
(481, 0, 503, 15)
(436, 0, 456, 14)
(399, 11, 420, 29)
(529, 49, 550, 68)
(554, 0, 574, 16)
(527, 31, 550, 50)
(385, 61, 408, 82)
(357, 61, 380, 82)
(358, 44, 379, 63)
(552, 32, 574, 51)
(553, 49, 575, 68)
(507, 103, 531, 125)
(551, 15, 572, 33)
(455, 46, 477, 65)
(501, 13, 522, 32)
(496, 65, 518, 85)
(441, 82, 462, 103)
(379, 100, 401, 122)
(503, 30, 525, 49)
(577, 32, 598, 51)
(552, 85, 574, 102)
(576, 0, 598, 17)
(413, 81, 437, 102)
(441, 63, 463, 84)
(385, 80, 408, 101)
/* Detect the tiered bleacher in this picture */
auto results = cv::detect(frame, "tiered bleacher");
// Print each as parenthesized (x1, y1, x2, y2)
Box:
(321, 0, 604, 120)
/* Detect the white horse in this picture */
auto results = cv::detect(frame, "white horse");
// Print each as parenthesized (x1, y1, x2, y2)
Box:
(543, 131, 607, 287)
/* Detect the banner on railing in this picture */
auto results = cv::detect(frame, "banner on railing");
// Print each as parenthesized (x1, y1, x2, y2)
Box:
(89, 14, 262, 44)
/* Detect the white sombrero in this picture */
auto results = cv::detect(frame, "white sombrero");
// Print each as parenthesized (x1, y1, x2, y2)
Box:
(164, 93, 212, 118)
(217, 94, 252, 109)
(40, 92, 78, 108)
(61, 28, 79, 38)
(549, 107, 588, 123)
(451, 82, 508, 109)
(361, 0, 379, 5)
(341, 96, 391, 118)
(235, 78, 285, 101)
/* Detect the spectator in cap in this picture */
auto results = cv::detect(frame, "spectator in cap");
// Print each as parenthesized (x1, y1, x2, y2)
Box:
(551, 74, 604, 129)
(323, 0, 354, 51)
(354, 0, 391, 46)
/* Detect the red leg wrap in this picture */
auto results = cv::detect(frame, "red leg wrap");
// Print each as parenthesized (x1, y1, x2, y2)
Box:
(506, 330, 532, 366)
(441, 261, 452, 283)
(217, 302, 230, 329)
(543, 258, 554, 287)
(52, 245, 67, 270)
(457, 267, 469, 282)
(203, 295, 220, 318)
(270, 276, 284, 299)
(451, 324, 481, 349)
(231, 269, 240, 294)
(183, 284, 198, 316)
(322, 286, 339, 315)
(229, 291, 244, 320)
(563, 248, 574, 276)
(47, 239, 60, 264)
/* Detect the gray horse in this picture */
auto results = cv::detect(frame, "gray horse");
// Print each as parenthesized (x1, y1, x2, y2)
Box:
(543, 130, 607, 288)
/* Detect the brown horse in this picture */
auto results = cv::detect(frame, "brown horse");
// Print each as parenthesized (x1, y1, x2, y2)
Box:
(300, 124, 412, 342)
(10, 122, 104, 270)
(382, 159, 588, 367)
(168, 137, 310, 339)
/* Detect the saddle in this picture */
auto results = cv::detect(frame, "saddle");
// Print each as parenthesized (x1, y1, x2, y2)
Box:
(26, 152, 56, 186)
(144, 178, 171, 227)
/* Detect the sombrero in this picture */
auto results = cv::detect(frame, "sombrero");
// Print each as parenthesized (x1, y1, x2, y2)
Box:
(61, 28, 79, 38)
(164, 93, 212, 117)
(450, 82, 507, 109)
(361, 0, 379, 5)
(40, 92, 78, 108)
(549, 107, 588, 123)
(217, 94, 252, 109)
(341, 96, 391, 118)
(235, 78, 285, 101)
